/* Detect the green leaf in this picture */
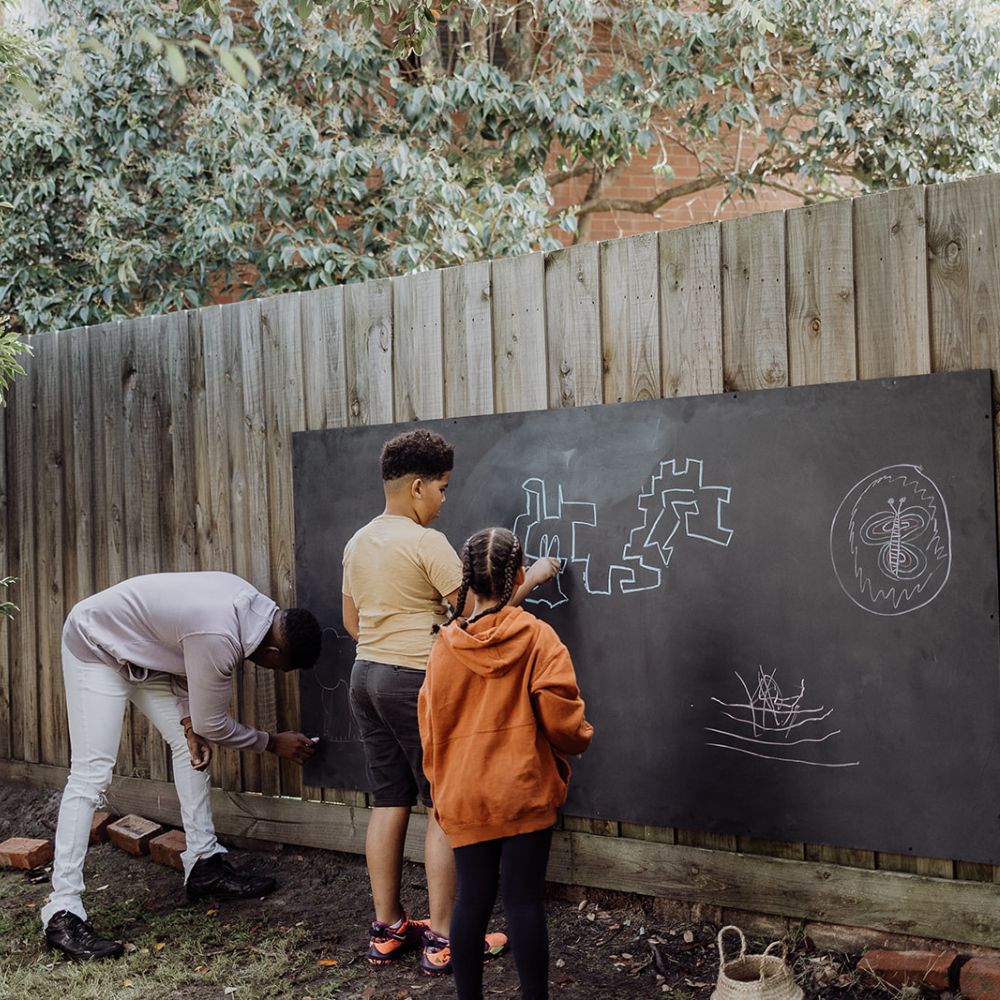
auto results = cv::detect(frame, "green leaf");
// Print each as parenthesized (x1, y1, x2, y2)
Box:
(80, 38, 114, 61)
(164, 43, 188, 85)
(233, 46, 262, 79)
(218, 48, 247, 88)
(135, 28, 163, 55)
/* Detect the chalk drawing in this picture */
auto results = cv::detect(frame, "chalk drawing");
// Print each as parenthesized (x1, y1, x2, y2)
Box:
(707, 665, 859, 768)
(513, 459, 733, 606)
(830, 465, 951, 616)
(315, 626, 360, 742)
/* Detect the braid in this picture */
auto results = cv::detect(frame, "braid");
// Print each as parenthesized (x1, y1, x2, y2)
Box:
(465, 528, 522, 626)
(435, 541, 473, 632)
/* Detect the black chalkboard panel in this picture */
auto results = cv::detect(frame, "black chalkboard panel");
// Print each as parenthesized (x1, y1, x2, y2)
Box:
(294, 371, 1000, 864)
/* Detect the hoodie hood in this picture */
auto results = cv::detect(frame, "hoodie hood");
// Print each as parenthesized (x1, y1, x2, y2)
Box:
(437, 605, 536, 677)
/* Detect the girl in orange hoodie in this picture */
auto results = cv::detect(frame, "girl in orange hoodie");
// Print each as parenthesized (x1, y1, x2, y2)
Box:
(418, 527, 593, 1000)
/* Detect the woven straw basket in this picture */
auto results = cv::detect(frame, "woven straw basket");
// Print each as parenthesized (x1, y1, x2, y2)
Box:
(710, 926, 804, 1000)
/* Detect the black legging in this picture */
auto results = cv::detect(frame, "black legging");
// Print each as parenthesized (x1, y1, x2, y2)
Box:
(451, 826, 554, 1000)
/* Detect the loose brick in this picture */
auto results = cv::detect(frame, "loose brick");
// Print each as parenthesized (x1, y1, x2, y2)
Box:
(107, 815, 164, 856)
(0, 837, 53, 869)
(89, 811, 115, 845)
(961, 957, 1000, 1000)
(857, 949, 958, 991)
(149, 830, 186, 872)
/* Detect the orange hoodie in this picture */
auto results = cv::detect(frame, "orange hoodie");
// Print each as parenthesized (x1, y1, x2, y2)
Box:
(418, 605, 594, 848)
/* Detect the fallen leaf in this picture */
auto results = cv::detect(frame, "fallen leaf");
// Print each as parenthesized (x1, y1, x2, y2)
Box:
(206, 908, 219, 917)
(586, 912, 596, 922)
(683, 930, 695, 943)
(94, 884, 109, 891)
(555, 958, 566, 968)
(577, 899, 587, 911)
(123, 942, 138, 953)
(153, 942, 165, 952)
(224, 989, 237, 997)
(194, 965, 208, 973)
(123, 981, 134, 989)
(316, 958, 338, 967)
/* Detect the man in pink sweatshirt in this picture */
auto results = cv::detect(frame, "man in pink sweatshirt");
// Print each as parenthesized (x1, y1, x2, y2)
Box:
(42, 571, 321, 962)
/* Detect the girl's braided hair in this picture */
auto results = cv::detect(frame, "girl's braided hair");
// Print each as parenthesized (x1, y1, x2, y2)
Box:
(439, 527, 523, 630)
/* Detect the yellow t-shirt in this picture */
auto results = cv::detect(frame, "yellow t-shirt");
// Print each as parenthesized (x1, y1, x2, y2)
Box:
(342, 514, 464, 671)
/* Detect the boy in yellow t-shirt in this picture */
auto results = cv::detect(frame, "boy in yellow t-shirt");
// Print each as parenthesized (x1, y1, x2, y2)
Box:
(342, 429, 556, 976)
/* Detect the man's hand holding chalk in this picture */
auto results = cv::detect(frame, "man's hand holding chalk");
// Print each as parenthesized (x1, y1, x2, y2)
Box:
(266, 731, 319, 763)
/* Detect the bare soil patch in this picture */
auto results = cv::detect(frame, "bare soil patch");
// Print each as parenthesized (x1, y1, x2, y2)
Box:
(0, 781, 893, 999)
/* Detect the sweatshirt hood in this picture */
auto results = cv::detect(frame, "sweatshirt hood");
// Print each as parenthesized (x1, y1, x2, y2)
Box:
(437, 605, 536, 677)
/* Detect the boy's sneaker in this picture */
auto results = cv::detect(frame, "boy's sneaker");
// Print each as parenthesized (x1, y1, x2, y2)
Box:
(420, 927, 508, 977)
(366, 912, 425, 965)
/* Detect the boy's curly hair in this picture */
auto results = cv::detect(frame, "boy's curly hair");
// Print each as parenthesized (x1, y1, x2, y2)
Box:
(380, 429, 454, 482)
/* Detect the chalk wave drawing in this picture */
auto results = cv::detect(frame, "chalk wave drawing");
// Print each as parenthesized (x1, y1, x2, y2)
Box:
(512, 459, 733, 607)
(830, 465, 951, 616)
(315, 626, 360, 743)
(707, 665, 860, 768)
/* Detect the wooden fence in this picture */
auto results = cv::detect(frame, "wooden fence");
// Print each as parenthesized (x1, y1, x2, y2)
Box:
(1, 173, 999, 946)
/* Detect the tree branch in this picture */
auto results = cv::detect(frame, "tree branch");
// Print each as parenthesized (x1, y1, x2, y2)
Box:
(562, 171, 726, 219)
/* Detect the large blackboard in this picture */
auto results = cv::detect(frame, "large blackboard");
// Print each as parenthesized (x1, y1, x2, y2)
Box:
(294, 371, 1000, 864)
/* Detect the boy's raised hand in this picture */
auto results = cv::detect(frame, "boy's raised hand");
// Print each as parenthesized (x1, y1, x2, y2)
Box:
(266, 731, 318, 763)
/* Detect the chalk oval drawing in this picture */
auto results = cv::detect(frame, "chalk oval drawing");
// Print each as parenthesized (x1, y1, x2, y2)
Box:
(830, 465, 951, 616)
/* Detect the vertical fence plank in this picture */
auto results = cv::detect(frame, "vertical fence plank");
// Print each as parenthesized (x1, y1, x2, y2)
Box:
(13, 349, 38, 763)
(200, 306, 242, 792)
(722, 210, 788, 393)
(545, 243, 611, 839)
(854, 186, 931, 379)
(164, 312, 197, 573)
(394, 271, 444, 421)
(236, 299, 280, 797)
(301, 286, 365, 807)
(68, 330, 95, 606)
(926, 173, 1000, 885)
(545, 244, 602, 409)
(0, 376, 9, 759)
(600, 233, 660, 404)
(90, 322, 127, 595)
(787, 202, 857, 387)
(660, 222, 723, 398)
(301, 286, 347, 434)
(492, 253, 547, 413)
(443, 261, 494, 417)
(35, 333, 68, 767)
(261, 292, 306, 796)
(345, 279, 394, 427)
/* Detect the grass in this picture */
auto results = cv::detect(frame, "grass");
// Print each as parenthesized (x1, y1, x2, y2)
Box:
(0, 874, 369, 1000)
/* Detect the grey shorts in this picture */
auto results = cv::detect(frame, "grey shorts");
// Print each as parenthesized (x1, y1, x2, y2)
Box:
(349, 659, 431, 808)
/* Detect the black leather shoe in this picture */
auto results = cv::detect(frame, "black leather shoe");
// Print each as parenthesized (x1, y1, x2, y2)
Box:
(44, 910, 125, 961)
(185, 854, 277, 901)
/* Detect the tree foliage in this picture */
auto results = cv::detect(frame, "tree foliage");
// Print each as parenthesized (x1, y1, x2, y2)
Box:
(1, 0, 998, 334)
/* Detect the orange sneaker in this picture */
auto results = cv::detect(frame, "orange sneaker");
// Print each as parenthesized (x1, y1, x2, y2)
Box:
(420, 928, 508, 976)
(366, 912, 424, 966)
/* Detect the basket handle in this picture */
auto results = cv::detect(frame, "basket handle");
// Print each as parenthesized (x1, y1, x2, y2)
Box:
(763, 941, 789, 962)
(717, 925, 747, 964)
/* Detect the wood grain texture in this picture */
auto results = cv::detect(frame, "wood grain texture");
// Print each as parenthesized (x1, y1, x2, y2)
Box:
(722, 210, 788, 392)
(600, 232, 660, 404)
(393, 270, 444, 421)
(545, 243, 602, 408)
(492, 252, 547, 413)
(854, 186, 931, 379)
(443, 261, 494, 417)
(786, 201, 857, 387)
(260, 292, 306, 796)
(660, 222, 723, 397)
(345, 279, 394, 427)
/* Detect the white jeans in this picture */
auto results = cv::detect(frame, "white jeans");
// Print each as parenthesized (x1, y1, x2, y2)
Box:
(41, 645, 226, 927)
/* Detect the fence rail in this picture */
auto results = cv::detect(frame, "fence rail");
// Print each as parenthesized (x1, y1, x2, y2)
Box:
(2, 173, 999, 944)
